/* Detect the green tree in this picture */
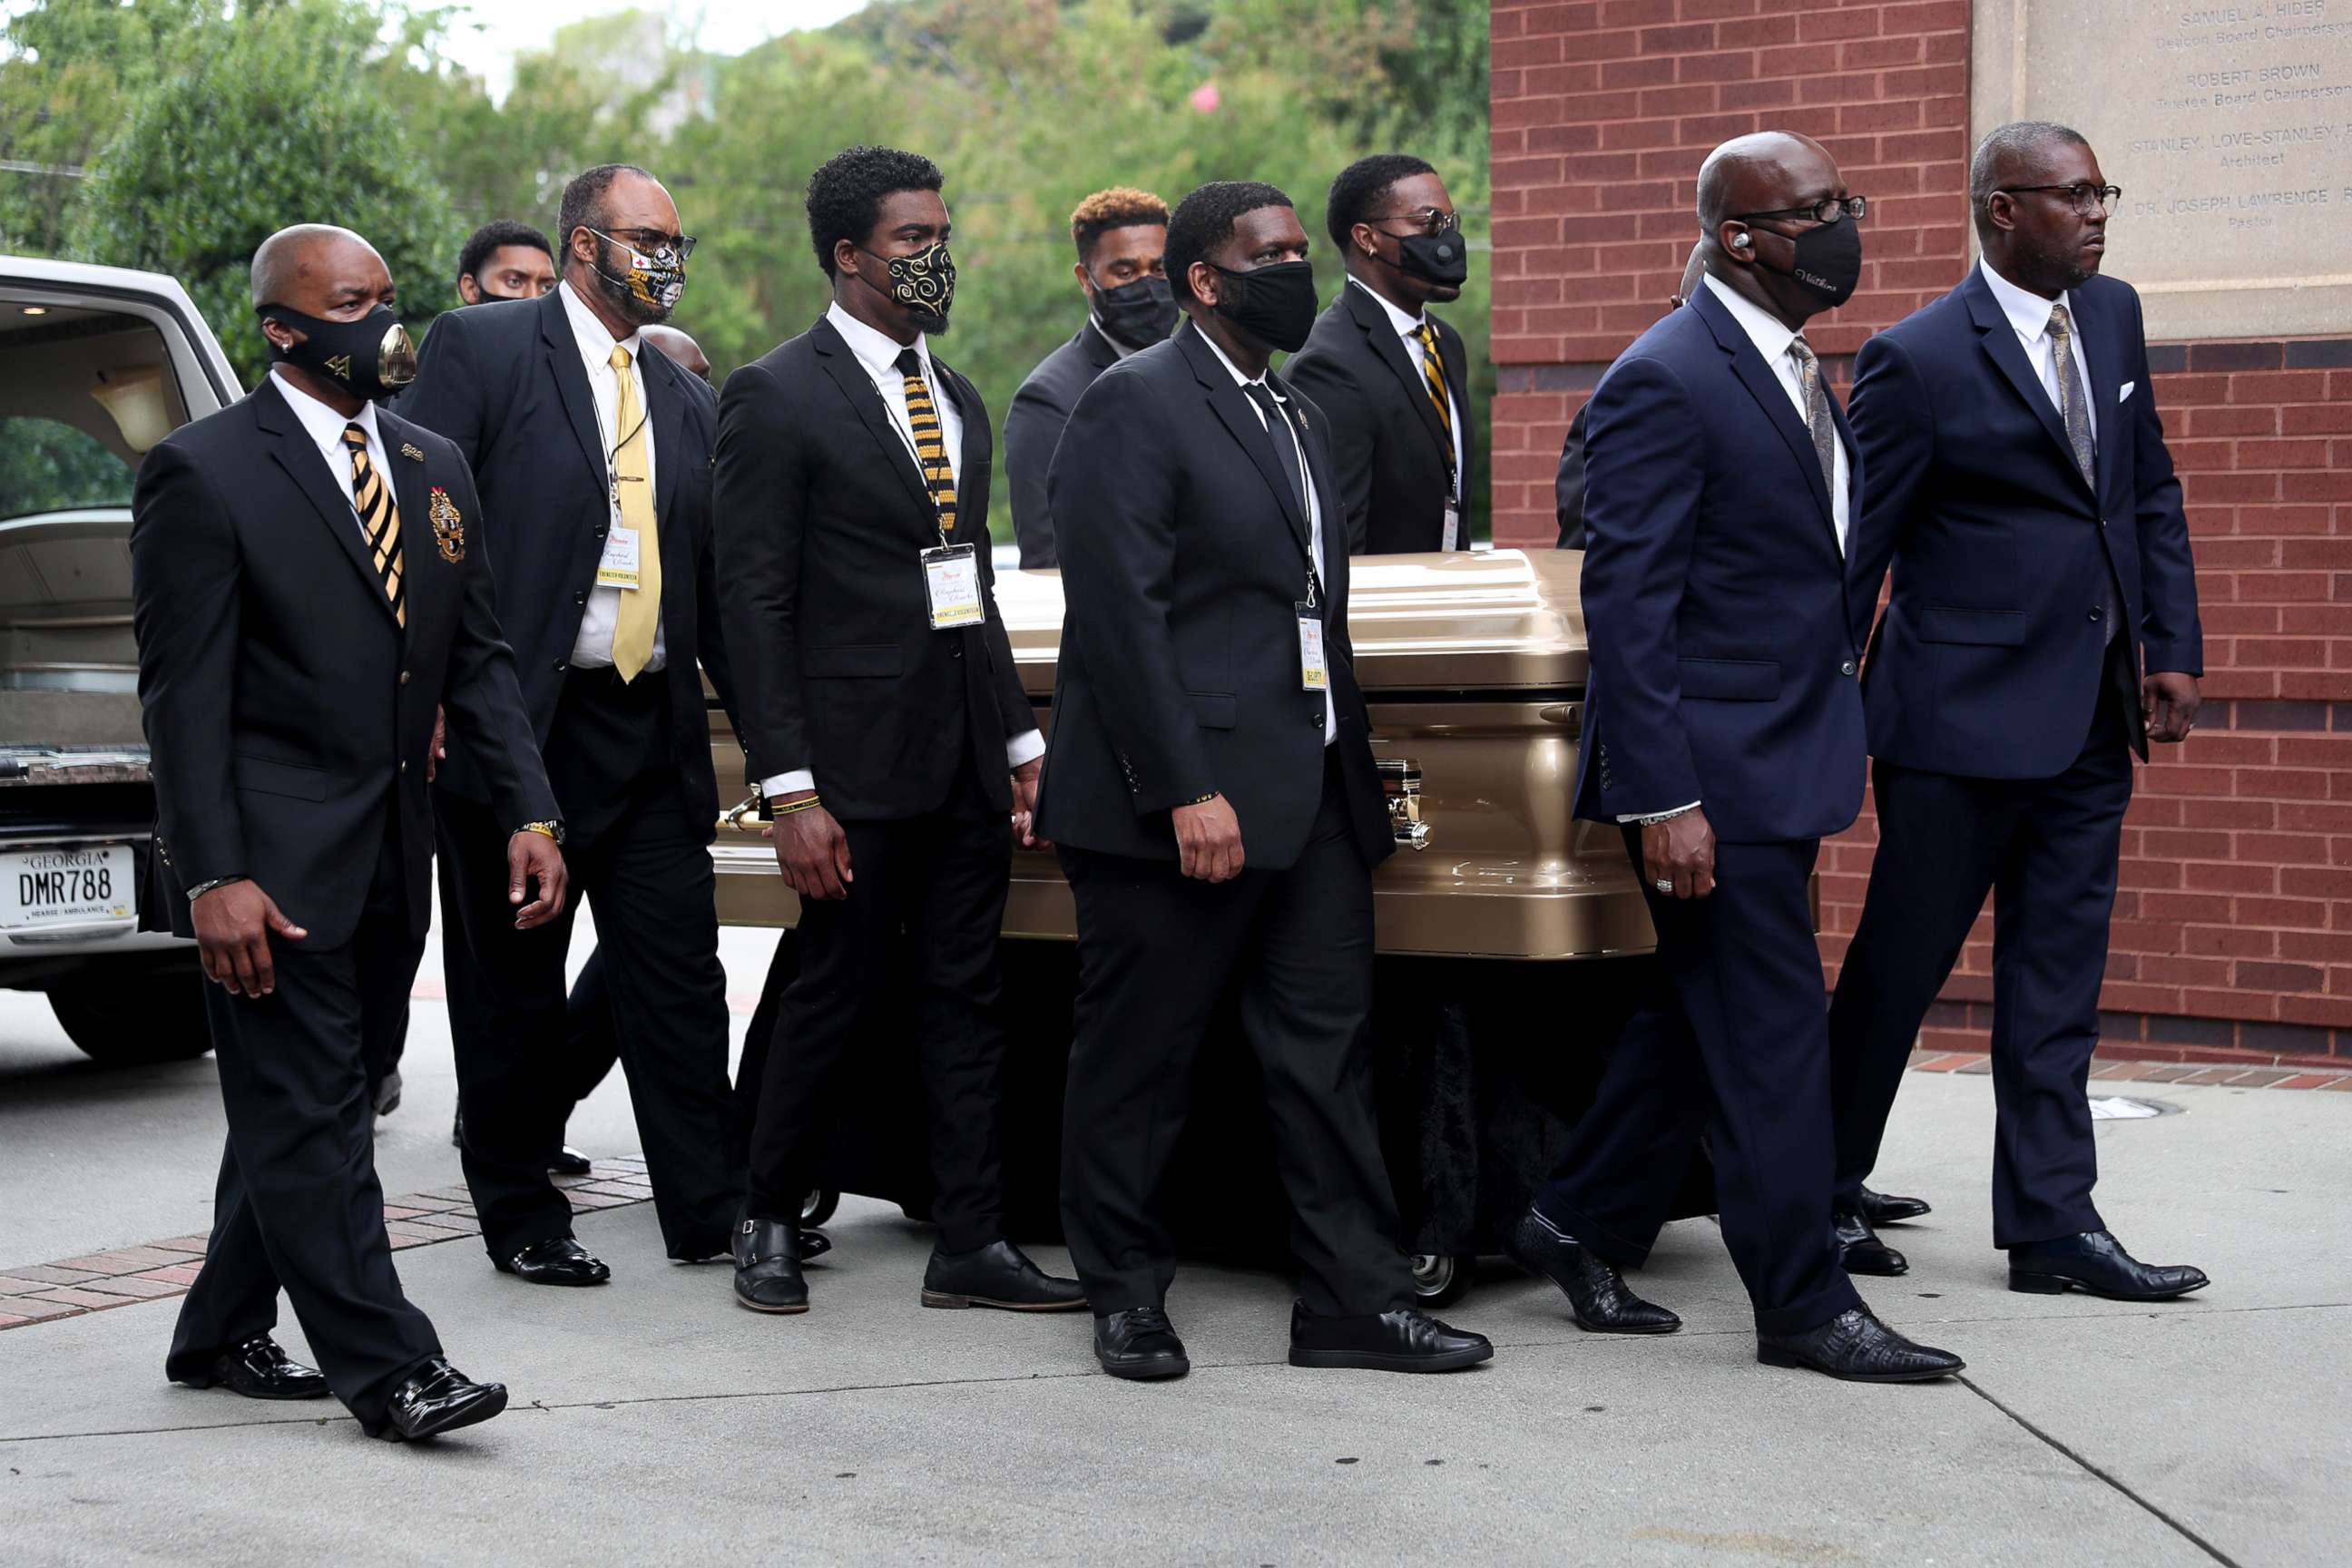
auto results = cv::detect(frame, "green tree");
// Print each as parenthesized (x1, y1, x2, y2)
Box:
(65, 1, 464, 387)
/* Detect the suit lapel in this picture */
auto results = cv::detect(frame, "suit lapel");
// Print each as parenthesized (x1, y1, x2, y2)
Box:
(1693, 287, 1837, 544)
(1179, 324, 1314, 558)
(811, 317, 938, 526)
(254, 380, 397, 628)
(1348, 285, 1452, 465)
(642, 348, 689, 526)
(538, 290, 612, 499)
(2069, 284, 2123, 505)
(377, 410, 436, 644)
(936, 360, 989, 544)
(1963, 269, 2090, 499)
(1276, 366, 1342, 612)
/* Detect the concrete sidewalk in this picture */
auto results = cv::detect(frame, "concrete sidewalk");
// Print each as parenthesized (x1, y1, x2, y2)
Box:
(2, 1068, 2345, 1567)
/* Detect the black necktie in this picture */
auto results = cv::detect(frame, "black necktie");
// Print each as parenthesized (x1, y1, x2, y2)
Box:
(1241, 381, 1306, 520)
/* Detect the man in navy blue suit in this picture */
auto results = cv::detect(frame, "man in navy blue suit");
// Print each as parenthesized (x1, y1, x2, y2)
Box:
(1504, 131, 1963, 1383)
(1828, 122, 2210, 1302)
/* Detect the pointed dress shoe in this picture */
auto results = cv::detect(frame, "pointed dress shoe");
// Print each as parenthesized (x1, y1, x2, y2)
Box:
(1857, 1184, 1932, 1225)
(1758, 1308, 1964, 1384)
(1834, 1202, 1910, 1277)
(495, 1236, 611, 1286)
(1289, 1303, 1494, 1373)
(548, 1145, 593, 1177)
(366, 1357, 508, 1442)
(173, 1335, 329, 1401)
(2009, 1230, 2209, 1301)
(1504, 1207, 1681, 1333)
(733, 1216, 808, 1313)
(922, 1240, 1087, 1311)
(1095, 1307, 1191, 1379)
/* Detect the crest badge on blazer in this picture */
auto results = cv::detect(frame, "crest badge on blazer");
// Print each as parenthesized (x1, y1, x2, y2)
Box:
(428, 485, 465, 563)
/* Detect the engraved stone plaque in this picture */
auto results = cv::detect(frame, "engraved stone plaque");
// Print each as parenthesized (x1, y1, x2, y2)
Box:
(1974, 0, 2352, 338)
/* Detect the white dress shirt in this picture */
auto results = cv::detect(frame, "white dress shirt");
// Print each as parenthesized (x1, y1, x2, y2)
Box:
(1700, 273, 1850, 555)
(1978, 257, 2097, 450)
(760, 306, 1044, 800)
(1347, 278, 1468, 508)
(558, 280, 666, 672)
(1198, 328, 1339, 748)
(270, 368, 390, 539)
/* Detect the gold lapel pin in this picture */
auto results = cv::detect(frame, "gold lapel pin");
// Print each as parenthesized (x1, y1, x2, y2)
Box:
(400, 442, 426, 461)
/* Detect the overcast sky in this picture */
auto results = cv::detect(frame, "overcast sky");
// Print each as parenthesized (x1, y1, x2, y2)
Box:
(439, 1, 869, 99)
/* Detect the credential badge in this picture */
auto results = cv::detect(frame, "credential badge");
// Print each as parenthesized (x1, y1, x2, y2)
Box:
(428, 485, 465, 563)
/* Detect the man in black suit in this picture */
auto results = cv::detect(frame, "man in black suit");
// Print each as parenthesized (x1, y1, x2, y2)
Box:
(1286, 155, 1473, 554)
(1830, 122, 2209, 1300)
(1039, 179, 1493, 1381)
(1004, 186, 1173, 567)
(716, 144, 1083, 1318)
(1556, 244, 1705, 551)
(398, 163, 741, 1284)
(1504, 134, 1962, 1383)
(134, 225, 565, 1441)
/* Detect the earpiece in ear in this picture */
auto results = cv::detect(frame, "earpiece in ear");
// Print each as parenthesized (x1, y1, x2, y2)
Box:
(1730, 233, 1751, 250)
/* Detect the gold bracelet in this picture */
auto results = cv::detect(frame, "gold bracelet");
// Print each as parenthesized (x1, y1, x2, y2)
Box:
(515, 820, 563, 842)
(769, 795, 824, 817)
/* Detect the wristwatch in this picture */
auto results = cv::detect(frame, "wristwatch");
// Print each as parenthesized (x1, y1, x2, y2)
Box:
(515, 820, 566, 845)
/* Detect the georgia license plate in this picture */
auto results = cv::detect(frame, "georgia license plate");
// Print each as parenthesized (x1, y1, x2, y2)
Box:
(1, 845, 136, 934)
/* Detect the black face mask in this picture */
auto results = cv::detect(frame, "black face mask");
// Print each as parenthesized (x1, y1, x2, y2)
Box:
(1210, 260, 1318, 354)
(1384, 229, 1469, 289)
(258, 302, 417, 401)
(1749, 216, 1862, 308)
(1088, 272, 1178, 350)
(858, 240, 956, 333)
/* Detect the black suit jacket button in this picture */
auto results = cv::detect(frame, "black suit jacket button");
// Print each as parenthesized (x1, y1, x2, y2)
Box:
(2088, 608, 2103, 622)
(950, 644, 963, 660)
(574, 590, 587, 605)
(554, 659, 569, 671)
(399, 760, 408, 774)
(398, 670, 410, 686)
(1839, 659, 1857, 677)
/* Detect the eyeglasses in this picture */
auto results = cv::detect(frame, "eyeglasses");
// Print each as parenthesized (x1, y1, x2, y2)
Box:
(2000, 183, 2122, 216)
(1733, 195, 1867, 227)
(590, 226, 698, 261)
(1372, 208, 1462, 239)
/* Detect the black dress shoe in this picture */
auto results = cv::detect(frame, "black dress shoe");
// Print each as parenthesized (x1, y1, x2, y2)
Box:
(922, 1240, 1088, 1312)
(733, 1217, 808, 1313)
(365, 1358, 508, 1442)
(1094, 1307, 1190, 1379)
(1758, 1308, 1964, 1383)
(1289, 1304, 1493, 1373)
(2009, 1230, 2209, 1301)
(494, 1236, 611, 1286)
(174, 1335, 329, 1401)
(1834, 1203, 1910, 1277)
(547, 1145, 592, 1177)
(1857, 1184, 1932, 1225)
(1504, 1208, 1681, 1333)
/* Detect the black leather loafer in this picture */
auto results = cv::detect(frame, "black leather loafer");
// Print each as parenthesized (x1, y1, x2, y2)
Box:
(922, 1240, 1087, 1311)
(1834, 1203, 1910, 1277)
(174, 1335, 329, 1401)
(1289, 1304, 1493, 1373)
(1758, 1308, 1964, 1383)
(733, 1217, 808, 1313)
(494, 1236, 611, 1286)
(366, 1357, 508, 1442)
(2009, 1230, 2209, 1301)
(547, 1145, 592, 1177)
(1858, 1184, 1931, 1225)
(1095, 1307, 1190, 1379)
(1504, 1208, 1681, 1333)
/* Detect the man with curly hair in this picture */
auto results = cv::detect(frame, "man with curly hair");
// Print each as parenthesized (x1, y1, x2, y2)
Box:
(1004, 186, 1173, 567)
(717, 144, 1085, 1319)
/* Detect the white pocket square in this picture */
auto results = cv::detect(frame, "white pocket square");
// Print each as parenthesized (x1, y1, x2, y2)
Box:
(2119, 380, 2136, 403)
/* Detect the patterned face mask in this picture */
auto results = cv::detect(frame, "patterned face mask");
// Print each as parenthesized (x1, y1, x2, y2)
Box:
(587, 228, 687, 322)
(861, 240, 956, 332)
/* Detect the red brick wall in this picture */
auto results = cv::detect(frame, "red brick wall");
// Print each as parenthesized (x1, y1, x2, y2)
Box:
(1492, 0, 2352, 1063)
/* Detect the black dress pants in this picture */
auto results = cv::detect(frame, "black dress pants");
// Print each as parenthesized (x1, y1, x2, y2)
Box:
(1058, 750, 1409, 1319)
(1534, 830, 1861, 1338)
(1829, 679, 2135, 1248)
(166, 818, 442, 1426)
(440, 666, 738, 1262)
(745, 752, 1010, 1252)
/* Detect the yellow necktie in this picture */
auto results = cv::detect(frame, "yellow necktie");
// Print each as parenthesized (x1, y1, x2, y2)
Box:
(609, 343, 661, 681)
(1415, 322, 1455, 455)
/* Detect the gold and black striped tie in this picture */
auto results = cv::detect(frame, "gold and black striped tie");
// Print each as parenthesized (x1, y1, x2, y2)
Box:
(1414, 322, 1455, 456)
(343, 422, 404, 626)
(894, 348, 957, 536)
